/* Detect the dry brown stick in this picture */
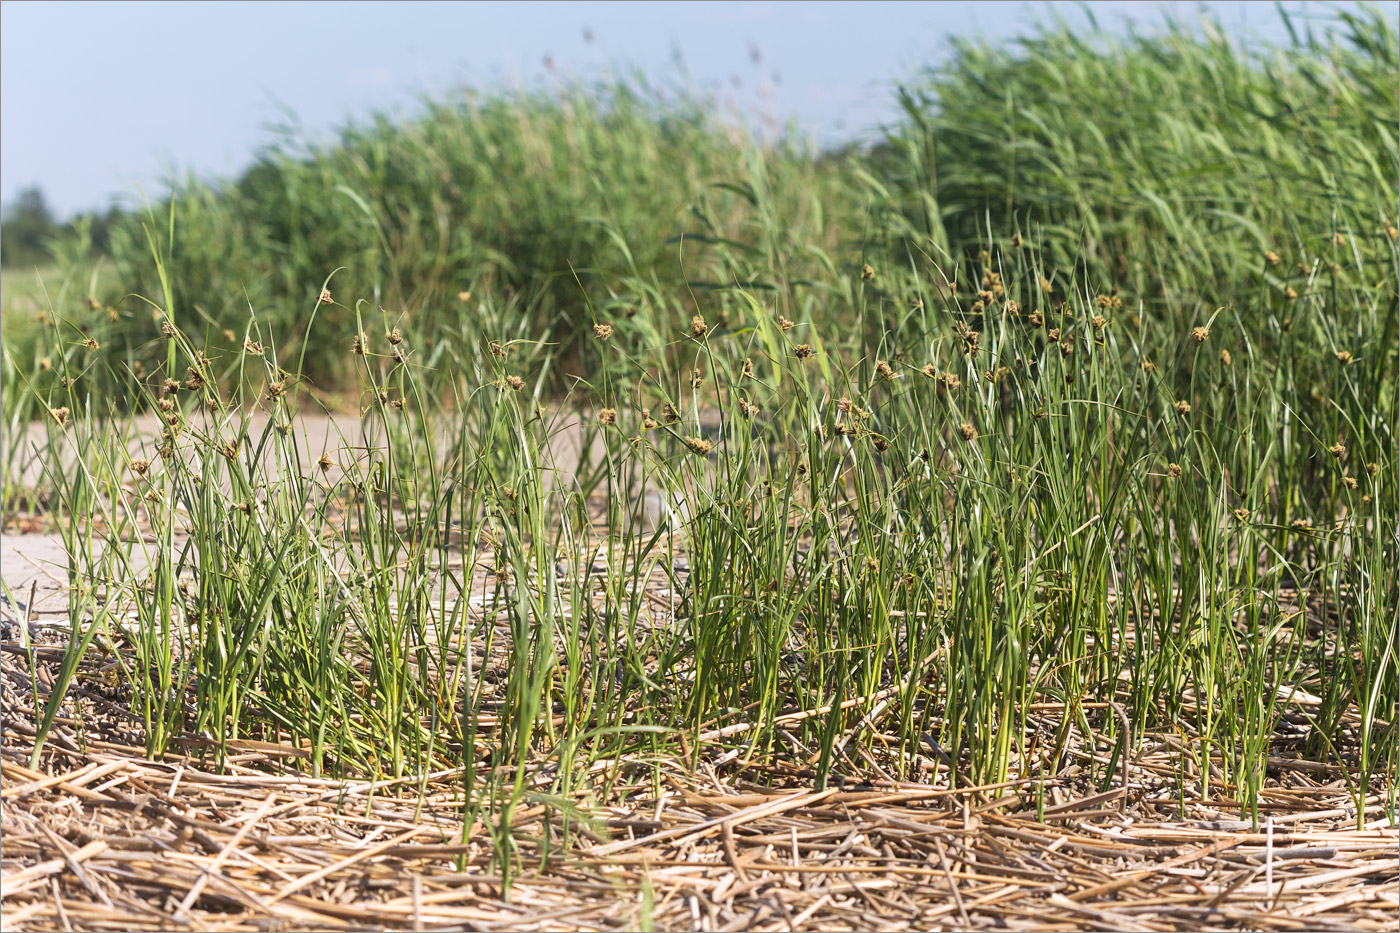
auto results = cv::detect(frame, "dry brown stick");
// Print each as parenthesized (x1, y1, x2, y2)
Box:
(175, 790, 281, 916)
(933, 835, 971, 927)
(265, 826, 426, 905)
(0, 840, 108, 898)
(590, 789, 837, 856)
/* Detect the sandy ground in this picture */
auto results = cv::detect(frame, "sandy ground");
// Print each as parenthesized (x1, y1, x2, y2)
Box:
(0, 405, 694, 628)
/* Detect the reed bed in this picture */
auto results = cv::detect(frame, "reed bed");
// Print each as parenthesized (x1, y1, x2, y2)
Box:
(1, 7, 1396, 930)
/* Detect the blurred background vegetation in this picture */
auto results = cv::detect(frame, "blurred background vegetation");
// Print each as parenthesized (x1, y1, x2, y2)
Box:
(3, 6, 1396, 403)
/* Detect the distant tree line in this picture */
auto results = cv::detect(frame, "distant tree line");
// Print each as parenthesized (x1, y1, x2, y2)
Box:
(0, 186, 123, 267)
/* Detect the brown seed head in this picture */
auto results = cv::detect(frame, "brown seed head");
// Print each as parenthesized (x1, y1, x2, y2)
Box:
(922, 363, 937, 379)
(130, 458, 149, 477)
(352, 333, 367, 356)
(794, 343, 813, 359)
(81, 337, 100, 350)
(1290, 518, 1312, 532)
(1220, 349, 1232, 366)
(317, 287, 333, 304)
(1343, 475, 1358, 490)
(1366, 462, 1378, 476)
(1233, 508, 1250, 522)
(690, 314, 708, 338)
(1166, 462, 1183, 478)
(684, 436, 713, 456)
(875, 360, 895, 381)
(1335, 350, 1353, 365)
(38, 357, 52, 371)
(505, 375, 525, 391)
(458, 290, 472, 303)
(1092, 314, 1107, 330)
(1264, 250, 1280, 266)
(318, 453, 333, 473)
(1334, 233, 1346, 247)
(593, 322, 614, 340)
(162, 320, 177, 339)
(958, 422, 977, 441)
(387, 327, 403, 345)
(741, 358, 755, 379)
(1191, 326, 1210, 343)
(1175, 400, 1191, 416)
(1328, 442, 1345, 459)
(777, 315, 795, 331)
(163, 378, 180, 394)
(861, 263, 874, 281)
(1284, 287, 1298, 300)
(598, 407, 617, 426)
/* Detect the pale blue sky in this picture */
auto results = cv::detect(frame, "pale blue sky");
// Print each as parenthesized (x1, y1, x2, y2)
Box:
(0, 1, 1378, 218)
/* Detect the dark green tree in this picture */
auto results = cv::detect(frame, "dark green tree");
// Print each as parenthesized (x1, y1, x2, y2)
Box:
(0, 186, 58, 267)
